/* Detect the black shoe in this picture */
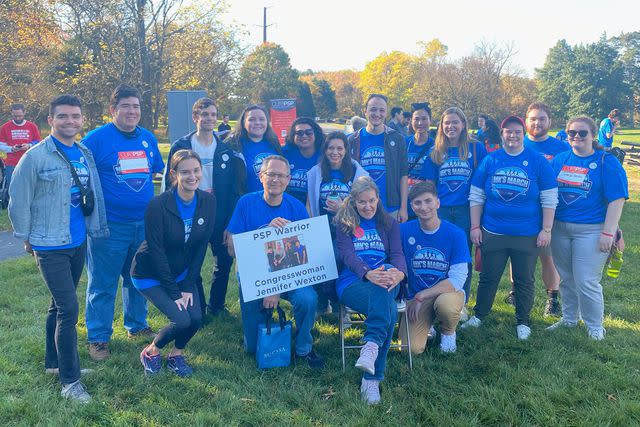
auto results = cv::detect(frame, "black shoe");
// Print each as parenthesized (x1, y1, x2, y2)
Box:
(127, 327, 157, 339)
(207, 306, 230, 317)
(544, 298, 562, 317)
(504, 291, 515, 306)
(297, 349, 325, 370)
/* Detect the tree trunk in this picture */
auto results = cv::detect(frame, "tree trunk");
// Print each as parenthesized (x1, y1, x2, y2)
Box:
(135, 0, 153, 129)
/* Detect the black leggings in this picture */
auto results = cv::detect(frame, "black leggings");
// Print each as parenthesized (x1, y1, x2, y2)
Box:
(141, 286, 202, 349)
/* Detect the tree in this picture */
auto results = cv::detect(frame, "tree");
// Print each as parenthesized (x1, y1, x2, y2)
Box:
(303, 78, 336, 119)
(611, 31, 640, 126)
(236, 43, 299, 106)
(359, 51, 417, 107)
(535, 40, 574, 121)
(310, 70, 362, 118)
(296, 81, 316, 118)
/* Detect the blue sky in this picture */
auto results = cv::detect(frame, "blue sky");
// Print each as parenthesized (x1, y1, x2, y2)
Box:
(222, 0, 640, 77)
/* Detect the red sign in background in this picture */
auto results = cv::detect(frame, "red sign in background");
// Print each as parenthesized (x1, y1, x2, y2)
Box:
(270, 98, 297, 145)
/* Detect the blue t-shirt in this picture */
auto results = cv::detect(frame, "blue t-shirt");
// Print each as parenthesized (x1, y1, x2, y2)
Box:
(359, 129, 393, 209)
(524, 135, 571, 162)
(406, 135, 434, 186)
(241, 138, 280, 193)
(319, 170, 353, 222)
(598, 118, 614, 148)
(227, 191, 309, 235)
(335, 217, 386, 298)
(551, 150, 628, 224)
(400, 220, 471, 299)
(555, 129, 568, 142)
(175, 191, 197, 242)
(82, 123, 164, 223)
(422, 142, 487, 207)
(33, 138, 89, 251)
(283, 145, 319, 204)
(471, 147, 557, 236)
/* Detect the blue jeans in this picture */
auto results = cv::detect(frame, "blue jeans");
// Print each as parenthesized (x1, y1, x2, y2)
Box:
(85, 220, 149, 343)
(239, 284, 318, 356)
(340, 279, 399, 381)
(5, 165, 14, 189)
(438, 204, 473, 303)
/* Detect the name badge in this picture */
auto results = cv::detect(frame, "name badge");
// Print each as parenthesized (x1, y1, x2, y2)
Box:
(557, 165, 588, 186)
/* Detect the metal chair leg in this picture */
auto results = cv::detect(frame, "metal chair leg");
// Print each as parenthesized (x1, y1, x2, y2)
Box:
(403, 311, 413, 370)
(340, 304, 346, 372)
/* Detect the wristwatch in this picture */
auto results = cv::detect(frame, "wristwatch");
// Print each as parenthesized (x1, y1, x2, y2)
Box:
(542, 228, 552, 234)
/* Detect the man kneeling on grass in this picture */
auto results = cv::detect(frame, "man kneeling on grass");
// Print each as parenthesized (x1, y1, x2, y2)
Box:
(399, 181, 471, 354)
(225, 155, 324, 369)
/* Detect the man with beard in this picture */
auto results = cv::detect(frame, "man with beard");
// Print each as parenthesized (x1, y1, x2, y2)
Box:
(518, 102, 570, 317)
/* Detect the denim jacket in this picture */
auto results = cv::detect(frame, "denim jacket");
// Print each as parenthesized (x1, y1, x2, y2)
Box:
(8, 136, 109, 246)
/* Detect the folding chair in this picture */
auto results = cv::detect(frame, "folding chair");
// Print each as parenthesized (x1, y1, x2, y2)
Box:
(339, 299, 413, 372)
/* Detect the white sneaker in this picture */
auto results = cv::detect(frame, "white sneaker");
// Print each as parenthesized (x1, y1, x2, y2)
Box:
(396, 300, 407, 312)
(360, 378, 381, 405)
(460, 315, 482, 329)
(588, 327, 606, 341)
(427, 325, 437, 340)
(61, 380, 91, 403)
(439, 333, 457, 353)
(516, 324, 531, 340)
(355, 341, 379, 375)
(460, 306, 469, 322)
(546, 318, 577, 331)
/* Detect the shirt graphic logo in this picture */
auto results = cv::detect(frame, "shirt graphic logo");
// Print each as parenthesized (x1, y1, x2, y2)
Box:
(114, 150, 150, 192)
(360, 147, 385, 181)
(320, 179, 350, 205)
(353, 228, 385, 267)
(491, 167, 530, 202)
(557, 165, 591, 205)
(70, 161, 90, 208)
(439, 157, 471, 192)
(253, 152, 271, 175)
(289, 168, 307, 193)
(412, 247, 448, 289)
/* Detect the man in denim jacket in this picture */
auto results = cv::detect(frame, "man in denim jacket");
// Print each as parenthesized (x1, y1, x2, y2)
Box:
(8, 95, 108, 403)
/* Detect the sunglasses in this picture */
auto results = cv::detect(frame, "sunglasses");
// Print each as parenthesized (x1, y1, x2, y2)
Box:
(294, 129, 314, 137)
(568, 130, 589, 138)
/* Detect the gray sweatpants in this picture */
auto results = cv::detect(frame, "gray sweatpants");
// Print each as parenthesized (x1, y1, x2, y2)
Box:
(551, 221, 609, 331)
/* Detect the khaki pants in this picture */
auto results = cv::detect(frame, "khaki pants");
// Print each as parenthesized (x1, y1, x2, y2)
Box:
(399, 291, 464, 354)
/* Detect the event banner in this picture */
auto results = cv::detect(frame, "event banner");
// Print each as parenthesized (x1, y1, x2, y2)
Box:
(270, 98, 297, 145)
(233, 215, 338, 302)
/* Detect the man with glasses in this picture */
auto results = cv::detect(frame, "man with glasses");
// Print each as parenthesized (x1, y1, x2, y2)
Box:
(83, 84, 165, 361)
(225, 155, 324, 369)
(162, 97, 240, 318)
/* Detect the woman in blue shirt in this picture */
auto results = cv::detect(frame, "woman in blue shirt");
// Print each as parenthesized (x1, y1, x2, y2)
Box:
(283, 117, 323, 204)
(227, 104, 281, 193)
(462, 116, 558, 340)
(547, 117, 628, 340)
(334, 176, 407, 405)
(422, 107, 487, 306)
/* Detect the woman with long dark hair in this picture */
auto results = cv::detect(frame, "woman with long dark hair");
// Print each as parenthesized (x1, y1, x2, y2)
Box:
(283, 117, 324, 203)
(227, 104, 281, 193)
(334, 176, 407, 405)
(132, 149, 216, 376)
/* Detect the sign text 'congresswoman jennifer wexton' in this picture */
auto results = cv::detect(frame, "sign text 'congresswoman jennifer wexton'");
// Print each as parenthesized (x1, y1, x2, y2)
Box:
(233, 215, 338, 302)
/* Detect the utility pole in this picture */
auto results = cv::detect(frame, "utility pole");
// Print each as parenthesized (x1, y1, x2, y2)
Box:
(260, 6, 273, 44)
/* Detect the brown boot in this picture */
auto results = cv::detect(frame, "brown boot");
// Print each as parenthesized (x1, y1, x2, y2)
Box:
(88, 342, 110, 361)
(127, 327, 157, 339)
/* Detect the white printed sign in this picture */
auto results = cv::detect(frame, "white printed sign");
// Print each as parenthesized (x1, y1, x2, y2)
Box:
(233, 215, 338, 302)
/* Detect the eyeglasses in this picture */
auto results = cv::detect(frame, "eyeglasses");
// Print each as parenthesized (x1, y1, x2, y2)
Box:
(294, 129, 314, 137)
(262, 171, 290, 181)
(567, 130, 589, 138)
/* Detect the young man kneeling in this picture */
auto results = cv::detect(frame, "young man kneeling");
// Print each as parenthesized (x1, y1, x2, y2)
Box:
(399, 181, 471, 354)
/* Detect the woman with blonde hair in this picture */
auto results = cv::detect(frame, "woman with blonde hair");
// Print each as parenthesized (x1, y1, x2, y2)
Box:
(334, 176, 407, 405)
(421, 107, 487, 306)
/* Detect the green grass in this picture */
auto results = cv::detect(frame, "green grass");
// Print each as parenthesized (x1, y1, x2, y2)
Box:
(2, 202, 640, 425)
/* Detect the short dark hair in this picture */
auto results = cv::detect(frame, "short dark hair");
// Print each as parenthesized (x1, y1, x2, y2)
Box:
(391, 107, 403, 117)
(365, 93, 388, 109)
(411, 102, 432, 118)
(526, 102, 552, 119)
(192, 97, 216, 115)
(49, 95, 82, 116)
(609, 109, 620, 119)
(409, 180, 438, 202)
(10, 103, 25, 111)
(110, 84, 141, 109)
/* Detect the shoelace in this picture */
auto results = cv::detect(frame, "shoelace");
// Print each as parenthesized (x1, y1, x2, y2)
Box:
(361, 344, 377, 360)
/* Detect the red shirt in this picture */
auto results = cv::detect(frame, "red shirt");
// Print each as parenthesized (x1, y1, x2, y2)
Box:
(0, 120, 41, 166)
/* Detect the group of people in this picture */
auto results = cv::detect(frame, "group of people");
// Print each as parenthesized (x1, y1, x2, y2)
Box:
(6, 85, 628, 405)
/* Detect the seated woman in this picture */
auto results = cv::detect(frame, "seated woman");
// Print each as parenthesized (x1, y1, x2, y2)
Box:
(334, 176, 407, 405)
(131, 149, 216, 376)
(400, 181, 470, 354)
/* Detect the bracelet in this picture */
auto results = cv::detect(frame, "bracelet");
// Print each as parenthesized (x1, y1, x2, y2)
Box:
(471, 226, 480, 231)
(601, 232, 614, 237)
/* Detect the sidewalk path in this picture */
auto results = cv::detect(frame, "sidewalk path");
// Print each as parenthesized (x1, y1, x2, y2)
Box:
(0, 231, 27, 261)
